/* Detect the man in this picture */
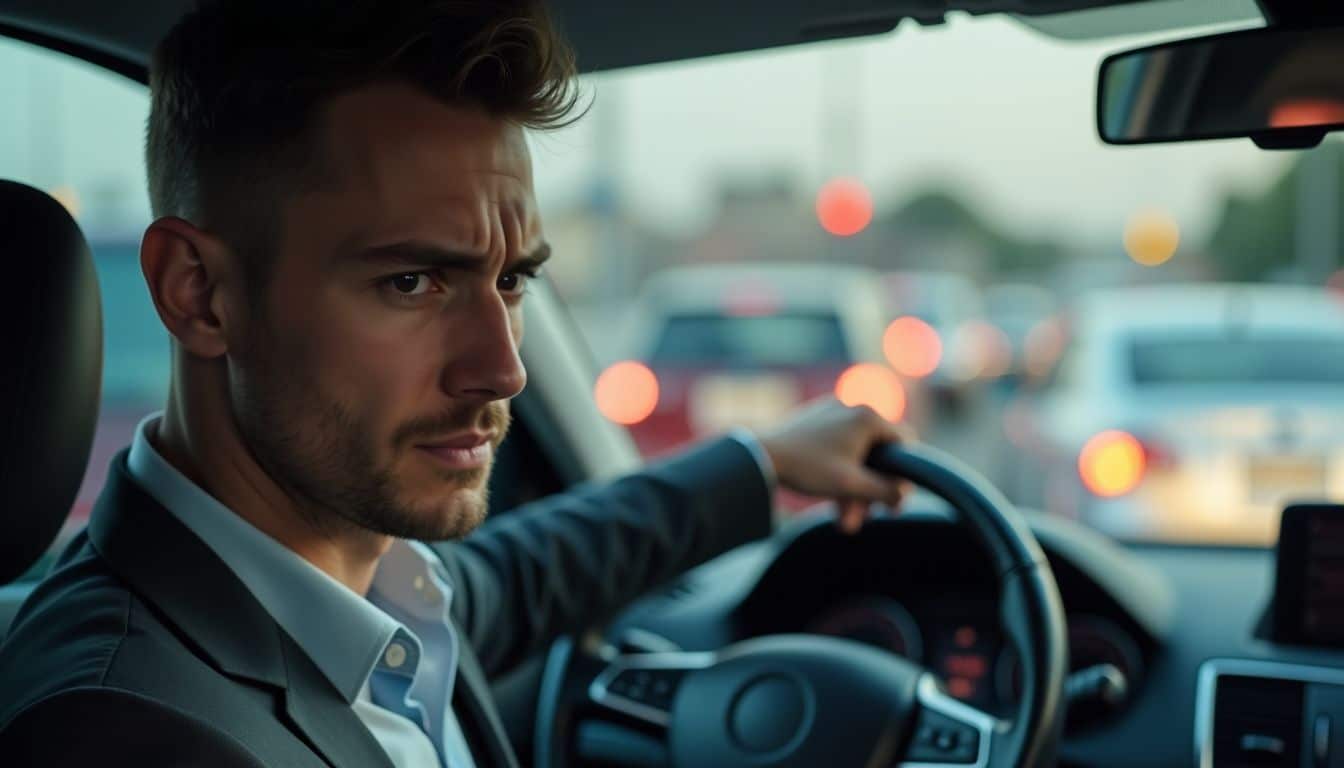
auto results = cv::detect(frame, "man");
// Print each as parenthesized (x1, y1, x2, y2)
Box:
(0, 1, 908, 765)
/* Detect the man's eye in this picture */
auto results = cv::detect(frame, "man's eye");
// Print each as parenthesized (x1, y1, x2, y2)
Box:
(389, 273, 433, 296)
(498, 270, 537, 295)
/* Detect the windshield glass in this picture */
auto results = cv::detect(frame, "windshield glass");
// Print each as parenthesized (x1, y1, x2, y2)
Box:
(1130, 336, 1344, 386)
(12, 8, 1338, 549)
(533, 12, 1325, 549)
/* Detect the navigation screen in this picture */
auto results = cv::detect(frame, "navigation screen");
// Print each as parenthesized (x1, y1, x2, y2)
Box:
(1303, 513, 1344, 643)
(1274, 504, 1344, 647)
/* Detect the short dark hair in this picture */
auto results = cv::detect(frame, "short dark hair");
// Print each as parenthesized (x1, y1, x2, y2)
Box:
(146, 0, 580, 292)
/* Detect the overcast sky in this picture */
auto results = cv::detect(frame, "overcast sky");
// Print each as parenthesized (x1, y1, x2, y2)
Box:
(0, 9, 1293, 250)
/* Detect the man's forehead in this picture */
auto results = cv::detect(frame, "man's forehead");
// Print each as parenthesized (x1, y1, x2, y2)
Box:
(305, 82, 543, 253)
(319, 82, 535, 190)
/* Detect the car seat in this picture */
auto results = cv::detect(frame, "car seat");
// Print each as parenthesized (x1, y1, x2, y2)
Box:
(0, 179, 102, 636)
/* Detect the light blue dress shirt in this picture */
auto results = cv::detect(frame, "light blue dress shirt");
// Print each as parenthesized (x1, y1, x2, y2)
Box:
(126, 414, 476, 768)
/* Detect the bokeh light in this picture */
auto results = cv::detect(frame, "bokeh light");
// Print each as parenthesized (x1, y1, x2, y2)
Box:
(968, 321, 1013, 380)
(1123, 208, 1180, 267)
(883, 316, 943, 378)
(1078, 430, 1146, 497)
(834, 363, 906, 422)
(595, 361, 660, 425)
(1327, 269, 1344, 300)
(816, 178, 873, 237)
(48, 185, 81, 219)
(1024, 318, 1068, 379)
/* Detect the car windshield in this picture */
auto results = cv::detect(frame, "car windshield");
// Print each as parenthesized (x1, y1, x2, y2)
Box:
(650, 313, 850, 368)
(10, 5, 1339, 549)
(1130, 336, 1344, 386)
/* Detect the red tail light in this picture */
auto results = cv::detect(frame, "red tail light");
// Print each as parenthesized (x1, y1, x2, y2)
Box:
(595, 361, 660, 425)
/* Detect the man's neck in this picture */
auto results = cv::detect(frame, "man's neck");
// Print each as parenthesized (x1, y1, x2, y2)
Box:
(153, 398, 392, 595)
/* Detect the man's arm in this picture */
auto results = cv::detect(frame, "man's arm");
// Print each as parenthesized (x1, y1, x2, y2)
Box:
(0, 688, 268, 767)
(432, 436, 772, 678)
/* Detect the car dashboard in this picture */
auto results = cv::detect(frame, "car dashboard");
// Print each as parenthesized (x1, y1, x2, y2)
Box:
(601, 502, 1344, 767)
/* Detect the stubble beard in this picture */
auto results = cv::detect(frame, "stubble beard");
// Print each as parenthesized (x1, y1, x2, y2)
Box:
(231, 335, 509, 542)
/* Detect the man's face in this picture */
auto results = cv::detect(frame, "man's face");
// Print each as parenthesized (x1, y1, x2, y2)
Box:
(229, 83, 543, 541)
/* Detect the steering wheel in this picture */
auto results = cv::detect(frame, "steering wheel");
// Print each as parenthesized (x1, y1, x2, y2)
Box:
(536, 443, 1068, 768)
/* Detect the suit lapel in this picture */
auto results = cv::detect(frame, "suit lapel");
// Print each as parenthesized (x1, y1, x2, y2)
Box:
(89, 450, 394, 768)
(454, 642, 521, 768)
(281, 632, 396, 768)
(89, 450, 287, 688)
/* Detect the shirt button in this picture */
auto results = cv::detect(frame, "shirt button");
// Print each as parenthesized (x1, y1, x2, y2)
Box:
(384, 642, 408, 669)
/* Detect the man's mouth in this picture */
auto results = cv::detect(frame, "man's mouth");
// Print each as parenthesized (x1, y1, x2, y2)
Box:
(415, 432, 495, 471)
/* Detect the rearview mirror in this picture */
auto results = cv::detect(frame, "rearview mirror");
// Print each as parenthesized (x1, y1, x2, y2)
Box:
(1098, 25, 1344, 149)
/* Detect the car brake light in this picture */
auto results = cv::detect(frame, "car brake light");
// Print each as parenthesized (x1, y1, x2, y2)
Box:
(883, 316, 942, 379)
(595, 361, 660, 425)
(1078, 430, 1147, 497)
(835, 364, 906, 422)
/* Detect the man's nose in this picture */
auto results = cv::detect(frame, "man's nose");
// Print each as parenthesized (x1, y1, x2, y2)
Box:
(443, 297, 527, 402)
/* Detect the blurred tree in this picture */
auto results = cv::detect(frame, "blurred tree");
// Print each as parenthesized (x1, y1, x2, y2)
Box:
(1207, 141, 1344, 282)
(876, 187, 1068, 276)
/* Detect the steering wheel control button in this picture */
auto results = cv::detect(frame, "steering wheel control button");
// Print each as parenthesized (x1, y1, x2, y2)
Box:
(610, 667, 685, 708)
(906, 709, 980, 764)
(592, 661, 697, 724)
(728, 675, 806, 754)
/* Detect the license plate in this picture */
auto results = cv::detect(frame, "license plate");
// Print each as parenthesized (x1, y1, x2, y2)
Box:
(689, 375, 800, 434)
(1248, 456, 1326, 504)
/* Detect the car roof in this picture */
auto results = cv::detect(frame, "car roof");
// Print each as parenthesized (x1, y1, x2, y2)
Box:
(642, 262, 881, 314)
(0, 0, 1250, 82)
(1074, 283, 1344, 336)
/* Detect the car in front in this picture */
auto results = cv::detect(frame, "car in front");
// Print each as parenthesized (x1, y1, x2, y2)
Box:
(597, 263, 912, 459)
(984, 282, 1060, 386)
(1023, 284, 1344, 545)
(880, 269, 991, 413)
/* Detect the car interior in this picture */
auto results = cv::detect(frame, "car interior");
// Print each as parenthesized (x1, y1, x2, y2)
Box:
(6, 1, 1344, 767)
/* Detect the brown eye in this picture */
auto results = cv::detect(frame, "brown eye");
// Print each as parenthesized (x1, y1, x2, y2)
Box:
(390, 274, 431, 295)
(498, 273, 520, 293)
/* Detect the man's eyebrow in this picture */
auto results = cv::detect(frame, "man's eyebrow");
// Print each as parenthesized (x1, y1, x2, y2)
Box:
(512, 242, 552, 272)
(351, 241, 552, 271)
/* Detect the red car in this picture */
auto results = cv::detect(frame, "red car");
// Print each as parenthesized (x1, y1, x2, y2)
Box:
(594, 263, 915, 459)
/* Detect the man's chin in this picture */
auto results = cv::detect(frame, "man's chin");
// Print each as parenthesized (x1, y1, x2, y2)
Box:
(406, 485, 489, 541)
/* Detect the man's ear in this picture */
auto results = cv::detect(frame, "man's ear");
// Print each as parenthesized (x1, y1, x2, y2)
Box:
(140, 217, 238, 358)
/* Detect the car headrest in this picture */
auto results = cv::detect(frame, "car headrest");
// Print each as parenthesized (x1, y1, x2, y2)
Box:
(0, 180, 102, 584)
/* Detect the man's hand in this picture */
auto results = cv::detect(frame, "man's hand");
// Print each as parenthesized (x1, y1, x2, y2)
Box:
(757, 398, 913, 535)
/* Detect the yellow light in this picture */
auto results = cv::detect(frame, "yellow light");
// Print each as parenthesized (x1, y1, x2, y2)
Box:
(835, 363, 907, 422)
(1078, 430, 1147, 497)
(1123, 209, 1179, 267)
(594, 362, 660, 425)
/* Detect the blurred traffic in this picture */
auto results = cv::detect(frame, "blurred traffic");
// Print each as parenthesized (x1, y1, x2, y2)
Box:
(580, 255, 1344, 547)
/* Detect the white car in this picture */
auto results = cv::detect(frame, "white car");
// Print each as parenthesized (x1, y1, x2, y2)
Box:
(1023, 284, 1344, 545)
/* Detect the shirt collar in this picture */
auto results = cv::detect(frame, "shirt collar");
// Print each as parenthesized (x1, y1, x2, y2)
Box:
(126, 412, 443, 704)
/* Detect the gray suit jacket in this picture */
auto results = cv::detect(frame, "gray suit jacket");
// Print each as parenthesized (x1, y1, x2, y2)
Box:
(0, 438, 772, 766)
